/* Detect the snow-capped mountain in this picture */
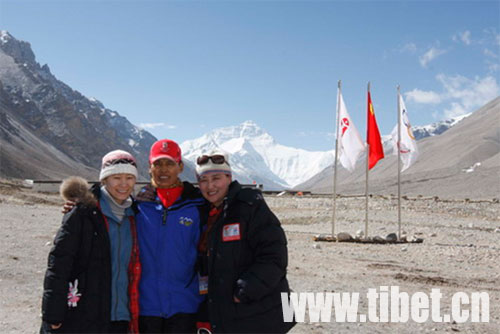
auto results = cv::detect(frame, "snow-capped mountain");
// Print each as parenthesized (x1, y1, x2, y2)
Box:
(181, 113, 472, 190)
(181, 121, 334, 189)
(412, 114, 471, 140)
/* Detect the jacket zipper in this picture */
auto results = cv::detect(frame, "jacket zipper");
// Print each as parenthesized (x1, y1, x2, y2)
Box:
(159, 207, 168, 316)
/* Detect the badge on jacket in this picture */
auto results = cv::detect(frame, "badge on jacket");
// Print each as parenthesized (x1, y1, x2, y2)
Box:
(222, 223, 241, 242)
(198, 274, 208, 295)
(67, 279, 81, 307)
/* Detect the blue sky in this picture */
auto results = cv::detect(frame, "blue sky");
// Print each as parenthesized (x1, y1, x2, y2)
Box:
(1, 0, 499, 151)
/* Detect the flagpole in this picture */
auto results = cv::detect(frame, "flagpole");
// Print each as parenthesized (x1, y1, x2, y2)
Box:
(397, 85, 402, 240)
(332, 80, 342, 237)
(365, 81, 370, 239)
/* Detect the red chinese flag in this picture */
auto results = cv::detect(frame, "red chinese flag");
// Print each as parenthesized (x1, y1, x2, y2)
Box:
(367, 91, 384, 169)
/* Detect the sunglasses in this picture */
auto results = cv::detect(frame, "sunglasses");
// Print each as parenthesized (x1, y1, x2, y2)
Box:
(196, 155, 229, 166)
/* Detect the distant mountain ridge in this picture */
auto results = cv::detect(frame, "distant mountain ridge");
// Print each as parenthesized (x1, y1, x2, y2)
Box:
(180, 114, 468, 190)
(296, 97, 500, 199)
(412, 113, 470, 140)
(0, 30, 196, 181)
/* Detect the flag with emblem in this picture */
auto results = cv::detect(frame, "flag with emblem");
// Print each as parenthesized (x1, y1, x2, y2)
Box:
(337, 90, 365, 172)
(391, 92, 419, 172)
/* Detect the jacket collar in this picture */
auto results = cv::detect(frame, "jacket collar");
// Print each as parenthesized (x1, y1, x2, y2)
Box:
(92, 182, 139, 214)
(180, 181, 202, 200)
(224, 180, 242, 205)
(90, 182, 102, 200)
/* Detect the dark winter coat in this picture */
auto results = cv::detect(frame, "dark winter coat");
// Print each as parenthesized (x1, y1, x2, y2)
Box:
(203, 181, 295, 333)
(40, 178, 140, 333)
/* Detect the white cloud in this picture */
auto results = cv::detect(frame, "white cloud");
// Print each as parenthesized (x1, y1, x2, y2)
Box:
(406, 74, 499, 119)
(443, 102, 468, 118)
(487, 62, 500, 72)
(484, 48, 500, 73)
(453, 30, 472, 45)
(400, 43, 417, 53)
(419, 47, 446, 67)
(436, 74, 500, 118)
(139, 122, 176, 130)
(483, 48, 498, 59)
(461, 31, 472, 45)
(478, 28, 500, 48)
(405, 89, 442, 104)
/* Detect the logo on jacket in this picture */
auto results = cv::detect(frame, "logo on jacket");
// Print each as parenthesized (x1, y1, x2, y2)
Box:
(179, 216, 193, 227)
(222, 223, 241, 241)
(67, 279, 81, 307)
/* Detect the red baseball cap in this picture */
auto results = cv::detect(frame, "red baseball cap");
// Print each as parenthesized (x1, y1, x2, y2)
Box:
(149, 139, 182, 164)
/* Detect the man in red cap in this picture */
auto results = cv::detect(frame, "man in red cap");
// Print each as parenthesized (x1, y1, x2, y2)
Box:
(135, 139, 205, 334)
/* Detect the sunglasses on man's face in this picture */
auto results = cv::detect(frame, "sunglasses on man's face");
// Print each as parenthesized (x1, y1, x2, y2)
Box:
(196, 155, 229, 166)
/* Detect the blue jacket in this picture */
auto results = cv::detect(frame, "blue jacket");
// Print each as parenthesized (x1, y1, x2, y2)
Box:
(135, 182, 205, 318)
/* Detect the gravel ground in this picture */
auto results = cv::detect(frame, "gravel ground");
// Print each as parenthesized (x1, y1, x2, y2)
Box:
(0, 182, 499, 333)
(271, 195, 499, 333)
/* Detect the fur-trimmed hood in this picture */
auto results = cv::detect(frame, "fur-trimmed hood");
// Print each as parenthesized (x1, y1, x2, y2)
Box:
(59, 176, 97, 206)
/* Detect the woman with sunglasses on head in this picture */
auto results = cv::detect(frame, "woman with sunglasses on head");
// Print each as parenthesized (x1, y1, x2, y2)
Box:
(41, 150, 141, 334)
(134, 139, 205, 334)
(195, 151, 295, 334)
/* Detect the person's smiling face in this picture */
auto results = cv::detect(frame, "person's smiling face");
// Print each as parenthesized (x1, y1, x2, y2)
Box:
(198, 172, 232, 207)
(150, 158, 183, 188)
(102, 173, 136, 204)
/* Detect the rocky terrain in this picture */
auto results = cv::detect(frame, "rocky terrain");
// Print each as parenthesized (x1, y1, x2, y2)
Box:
(0, 179, 498, 333)
(0, 31, 162, 181)
(0, 31, 198, 182)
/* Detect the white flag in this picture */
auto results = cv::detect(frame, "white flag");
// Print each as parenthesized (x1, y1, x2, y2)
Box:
(337, 90, 365, 172)
(391, 93, 419, 172)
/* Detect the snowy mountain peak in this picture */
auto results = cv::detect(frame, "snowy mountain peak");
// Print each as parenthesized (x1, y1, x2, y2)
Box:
(180, 113, 469, 190)
(0, 30, 12, 44)
(412, 113, 471, 140)
(239, 120, 266, 136)
(209, 121, 273, 144)
(0, 31, 36, 65)
(181, 121, 333, 189)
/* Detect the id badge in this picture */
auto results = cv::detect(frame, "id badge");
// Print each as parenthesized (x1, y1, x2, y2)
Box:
(199, 274, 208, 295)
(222, 223, 241, 242)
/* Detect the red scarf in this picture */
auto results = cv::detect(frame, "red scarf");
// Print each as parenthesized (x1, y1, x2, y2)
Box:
(157, 186, 183, 208)
(198, 205, 222, 253)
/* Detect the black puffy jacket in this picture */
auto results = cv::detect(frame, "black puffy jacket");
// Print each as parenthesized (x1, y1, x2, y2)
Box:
(205, 181, 295, 333)
(41, 184, 114, 333)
